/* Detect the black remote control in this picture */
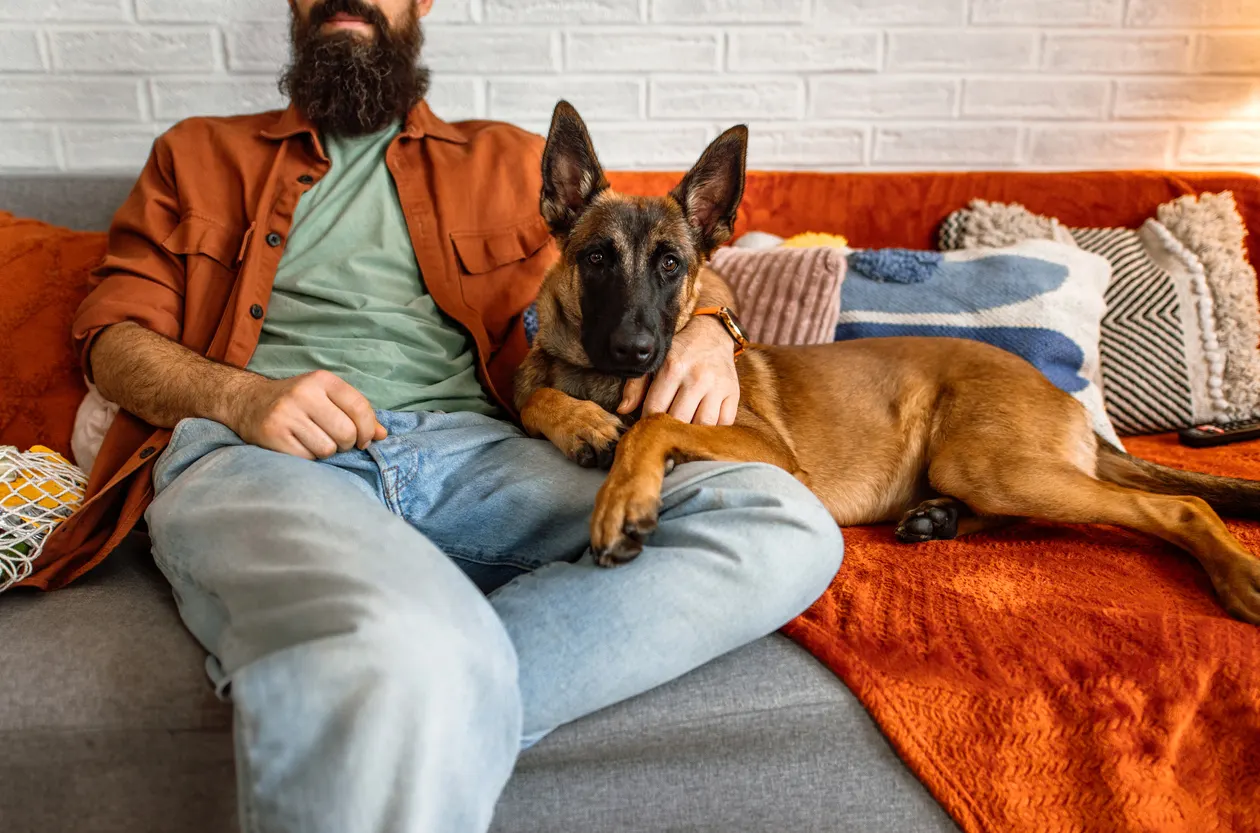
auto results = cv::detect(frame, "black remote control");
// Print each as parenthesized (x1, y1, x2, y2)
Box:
(1177, 419, 1260, 448)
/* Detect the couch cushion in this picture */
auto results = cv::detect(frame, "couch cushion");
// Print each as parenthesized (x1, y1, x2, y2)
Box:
(497, 634, 957, 833)
(0, 534, 227, 735)
(0, 535, 237, 833)
(0, 539, 955, 833)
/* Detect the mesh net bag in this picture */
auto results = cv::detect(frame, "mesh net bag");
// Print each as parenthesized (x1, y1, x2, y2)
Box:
(0, 446, 88, 592)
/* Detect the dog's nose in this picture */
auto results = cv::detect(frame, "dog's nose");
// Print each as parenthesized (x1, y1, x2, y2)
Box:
(610, 331, 655, 366)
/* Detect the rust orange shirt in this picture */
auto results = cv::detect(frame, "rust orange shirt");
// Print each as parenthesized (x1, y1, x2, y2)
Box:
(28, 101, 556, 589)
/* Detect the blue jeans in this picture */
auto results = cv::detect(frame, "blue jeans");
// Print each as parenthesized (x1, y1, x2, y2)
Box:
(146, 410, 843, 833)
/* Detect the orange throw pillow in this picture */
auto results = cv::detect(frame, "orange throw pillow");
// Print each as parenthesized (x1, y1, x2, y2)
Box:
(0, 212, 105, 461)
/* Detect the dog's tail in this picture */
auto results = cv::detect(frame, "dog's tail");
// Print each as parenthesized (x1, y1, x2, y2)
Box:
(1095, 436, 1260, 519)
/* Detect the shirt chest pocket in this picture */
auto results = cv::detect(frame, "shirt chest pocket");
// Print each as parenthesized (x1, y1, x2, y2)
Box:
(161, 214, 245, 275)
(450, 216, 555, 349)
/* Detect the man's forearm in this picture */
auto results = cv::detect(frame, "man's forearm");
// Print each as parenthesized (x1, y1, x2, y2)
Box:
(697, 266, 736, 311)
(90, 322, 255, 429)
(686, 266, 738, 343)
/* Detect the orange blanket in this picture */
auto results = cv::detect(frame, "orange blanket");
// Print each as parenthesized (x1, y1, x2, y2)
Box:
(783, 433, 1260, 832)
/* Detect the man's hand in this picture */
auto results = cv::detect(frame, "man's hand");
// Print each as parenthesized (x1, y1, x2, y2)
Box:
(91, 323, 388, 462)
(226, 370, 387, 460)
(618, 316, 739, 426)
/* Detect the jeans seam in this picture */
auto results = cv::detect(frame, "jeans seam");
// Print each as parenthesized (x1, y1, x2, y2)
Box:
(441, 541, 541, 572)
(235, 706, 262, 833)
(382, 465, 401, 514)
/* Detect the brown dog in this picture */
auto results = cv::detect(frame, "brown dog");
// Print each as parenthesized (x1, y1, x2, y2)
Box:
(515, 101, 1260, 625)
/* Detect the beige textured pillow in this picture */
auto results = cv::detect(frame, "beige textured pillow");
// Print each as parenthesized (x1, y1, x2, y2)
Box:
(709, 247, 846, 346)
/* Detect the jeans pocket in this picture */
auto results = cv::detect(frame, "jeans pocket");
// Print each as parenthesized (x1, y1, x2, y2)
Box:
(380, 465, 403, 515)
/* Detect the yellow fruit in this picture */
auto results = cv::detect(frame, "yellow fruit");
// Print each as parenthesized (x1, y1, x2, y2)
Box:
(779, 232, 848, 249)
(0, 447, 84, 519)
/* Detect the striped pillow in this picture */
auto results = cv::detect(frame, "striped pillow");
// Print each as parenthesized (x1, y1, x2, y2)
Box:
(709, 246, 846, 346)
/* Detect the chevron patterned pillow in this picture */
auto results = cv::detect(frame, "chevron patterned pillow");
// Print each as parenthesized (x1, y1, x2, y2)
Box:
(939, 198, 1256, 436)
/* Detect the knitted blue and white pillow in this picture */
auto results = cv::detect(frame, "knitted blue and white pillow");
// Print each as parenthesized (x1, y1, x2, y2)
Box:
(835, 239, 1123, 449)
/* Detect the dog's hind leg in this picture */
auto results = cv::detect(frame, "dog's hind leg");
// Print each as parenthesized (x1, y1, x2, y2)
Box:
(929, 456, 1260, 623)
(895, 497, 1014, 543)
(589, 412, 801, 565)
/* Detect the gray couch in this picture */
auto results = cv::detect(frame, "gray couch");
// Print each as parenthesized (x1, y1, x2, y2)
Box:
(0, 176, 957, 833)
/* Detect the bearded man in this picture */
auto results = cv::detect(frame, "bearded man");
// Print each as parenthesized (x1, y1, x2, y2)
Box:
(56, 1, 844, 830)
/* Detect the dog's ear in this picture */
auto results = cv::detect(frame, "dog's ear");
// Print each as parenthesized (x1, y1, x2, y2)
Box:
(540, 100, 608, 240)
(670, 125, 748, 253)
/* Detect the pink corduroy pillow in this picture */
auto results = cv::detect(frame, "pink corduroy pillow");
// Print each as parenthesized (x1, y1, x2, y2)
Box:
(709, 246, 846, 346)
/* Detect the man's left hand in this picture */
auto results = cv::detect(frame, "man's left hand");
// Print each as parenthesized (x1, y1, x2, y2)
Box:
(618, 316, 740, 426)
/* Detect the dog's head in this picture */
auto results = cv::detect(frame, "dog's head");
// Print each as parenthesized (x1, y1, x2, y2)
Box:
(539, 100, 747, 378)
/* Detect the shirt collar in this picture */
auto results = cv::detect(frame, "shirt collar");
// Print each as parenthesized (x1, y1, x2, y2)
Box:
(260, 99, 468, 145)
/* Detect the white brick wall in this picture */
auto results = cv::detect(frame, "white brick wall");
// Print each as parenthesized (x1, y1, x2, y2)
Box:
(2, 0, 1259, 173)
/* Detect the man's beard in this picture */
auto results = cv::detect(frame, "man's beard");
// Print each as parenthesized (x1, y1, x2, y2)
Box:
(280, 0, 429, 137)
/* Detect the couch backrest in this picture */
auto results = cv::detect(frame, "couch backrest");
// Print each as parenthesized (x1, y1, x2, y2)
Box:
(611, 171, 1260, 267)
(0, 176, 136, 233)
(7, 170, 1260, 247)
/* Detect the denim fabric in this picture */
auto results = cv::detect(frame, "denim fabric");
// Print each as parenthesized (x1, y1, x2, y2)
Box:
(146, 412, 843, 833)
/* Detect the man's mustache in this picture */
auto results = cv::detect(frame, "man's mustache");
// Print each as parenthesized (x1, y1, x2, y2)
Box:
(308, 0, 390, 33)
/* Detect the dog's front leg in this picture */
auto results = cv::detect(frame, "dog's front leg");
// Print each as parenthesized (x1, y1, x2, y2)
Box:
(520, 387, 625, 469)
(590, 412, 799, 565)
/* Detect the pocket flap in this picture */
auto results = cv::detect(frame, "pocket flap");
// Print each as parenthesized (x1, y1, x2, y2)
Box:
(161, 214, 243, 268)
(451, 216, 551, 275)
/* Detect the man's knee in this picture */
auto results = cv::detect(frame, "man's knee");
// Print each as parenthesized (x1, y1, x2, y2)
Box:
(670, 461, 844, 607)
(336, 601, 522, 727)
(148, 438, 363, 545)
(151, 417, 251, 495)
(232, 595, 523, 811)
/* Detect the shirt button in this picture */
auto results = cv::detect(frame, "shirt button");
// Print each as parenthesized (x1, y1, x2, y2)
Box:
(250, 303, 264, 320)
(298, 174, 314, 185)
(138, 446, 156, 460)
(265, 232, 283, 247)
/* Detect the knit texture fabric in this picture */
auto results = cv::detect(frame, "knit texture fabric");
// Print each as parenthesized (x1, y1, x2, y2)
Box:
(836, 240, 1123, 449)
(709, 245, 846, 346)
(1158, 192, 1260, 423)
(0, 212, 100, 463)
(784, 431, 1260, 833)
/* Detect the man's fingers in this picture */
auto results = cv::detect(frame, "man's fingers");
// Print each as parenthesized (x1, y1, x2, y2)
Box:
(289, 417, 339, 459)
(718, 395, 739, 427)
(667, 385, 706, 425)
(270, 429, 316, 461)
(324, 377, 381, 449)
(694, 395, 723, 427)
(642, 364, 683, 416)
(306, 396, 360, 453)
(618, 375, 650, 414)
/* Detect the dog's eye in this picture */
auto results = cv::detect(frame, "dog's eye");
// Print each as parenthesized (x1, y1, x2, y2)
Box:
(587, 252, 604, 266)
(661, 255, 680, 275)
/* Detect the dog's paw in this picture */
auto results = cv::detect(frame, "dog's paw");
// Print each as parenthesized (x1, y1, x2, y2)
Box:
(560, 405, 625, 470)
(895, 501, 959, 543)
(1211, 555, 1260, 625)
(590, 473, 661, 566)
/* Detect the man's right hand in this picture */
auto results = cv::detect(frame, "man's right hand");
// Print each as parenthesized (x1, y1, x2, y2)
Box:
(91, 323, 386, 461)
(227, 371, 388, 460)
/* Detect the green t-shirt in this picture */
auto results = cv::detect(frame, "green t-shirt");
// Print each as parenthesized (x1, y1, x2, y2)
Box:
(246, 123, 495, 415)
